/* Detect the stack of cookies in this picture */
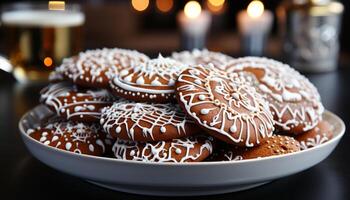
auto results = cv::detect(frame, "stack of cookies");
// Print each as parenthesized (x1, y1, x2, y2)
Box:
(27, 48, 333, 163)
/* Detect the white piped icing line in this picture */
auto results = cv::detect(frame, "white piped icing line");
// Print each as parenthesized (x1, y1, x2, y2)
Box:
(56, 48, 149, 87)
(299, 134, 329, 150)
(100, 100, 197, 141)
(40, 82, 116, 121)
(225, 57, 324, 133)
(112, 135, 213, 162)
(172, 49, 233, 70)
(27, 121, 112, 156)
(176, 64, 275, 147)
(110, 54, 188, 102)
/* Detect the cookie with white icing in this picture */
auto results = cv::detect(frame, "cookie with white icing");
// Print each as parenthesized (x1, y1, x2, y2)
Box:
(109, 55, 187, 103)
(100, 100, 200, 142)
(112, 135, 213, 162)
(225, 57, 324, 135)
(27, 121, 113, 156)
(40, 82, 116, 122)
(172, 49, 233, 70)
(57, 48, 149, 88)
(175, 64, 275, 147)
(212, 135, 300, 161)
(294, 120, 333, 150)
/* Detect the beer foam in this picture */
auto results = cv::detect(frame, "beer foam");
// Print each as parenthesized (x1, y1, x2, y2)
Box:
(1, 10, 85, 27)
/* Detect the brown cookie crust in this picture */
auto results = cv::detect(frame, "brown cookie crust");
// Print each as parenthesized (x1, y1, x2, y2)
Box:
(176, 64, 275, 147)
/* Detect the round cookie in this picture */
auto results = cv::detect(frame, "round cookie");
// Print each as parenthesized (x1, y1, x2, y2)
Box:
(100, 100, 200, 142)
(176, 64, 275, 147)
(213, 135, 300, 161)
(56, 48, 149, 88)
(225, 57, 324, 135)
(40, 82, 116, 122)
(27, 121, 113, 156)
(295, 120, 333, 150)
(172, 49, 234, 70)
(109, 55, 187, 103)
(112, 135, 213, 162)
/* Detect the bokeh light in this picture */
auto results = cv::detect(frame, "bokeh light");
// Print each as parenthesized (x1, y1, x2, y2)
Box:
(131, 0, 149, 12)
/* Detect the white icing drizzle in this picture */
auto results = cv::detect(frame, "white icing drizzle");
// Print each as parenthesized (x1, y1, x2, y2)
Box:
(176, 65, 275, 147)
(225, 57, 324, 133)
(223, 151, 243, 161)
(299, 133, 329, 150)
(100, 100, 195, 141)
(40, 82, 116, 121)
(56, 48, 149, 87)
(112, 136, 213, 162)
(172, 49, 233, 70)
(110, 54, 187, 100)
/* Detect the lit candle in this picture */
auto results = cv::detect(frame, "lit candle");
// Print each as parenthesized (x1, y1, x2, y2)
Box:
(177, 1, 212, 50)
(237, 1, 273, 56)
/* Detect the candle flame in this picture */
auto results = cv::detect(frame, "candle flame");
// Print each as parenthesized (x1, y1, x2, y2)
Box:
(184, 1, 202, 19)
(247, 1, 264, 18)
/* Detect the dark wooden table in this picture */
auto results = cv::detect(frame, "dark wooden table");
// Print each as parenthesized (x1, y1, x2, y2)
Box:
(0, 66, 349, 200)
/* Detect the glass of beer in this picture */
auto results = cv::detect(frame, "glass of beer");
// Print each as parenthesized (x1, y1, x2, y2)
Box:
(0, 3, 85, 83)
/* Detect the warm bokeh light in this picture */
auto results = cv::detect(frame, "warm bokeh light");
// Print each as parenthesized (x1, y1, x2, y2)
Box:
(43, 57, 53, 67)
(184, 1, 202, 19)
(131, 0, 149, 12)
(206, 0, 225, 14)
(48, 1, 65, 11)
(156, 0, 173, 13)
(208, 0, 225, 7)
(247, 1, 264, 18)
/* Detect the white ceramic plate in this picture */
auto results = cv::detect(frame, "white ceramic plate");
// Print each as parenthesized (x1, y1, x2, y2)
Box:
(19, 105, 345, 196)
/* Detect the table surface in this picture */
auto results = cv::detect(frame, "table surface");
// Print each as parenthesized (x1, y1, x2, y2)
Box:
(0, 66, 349, 200)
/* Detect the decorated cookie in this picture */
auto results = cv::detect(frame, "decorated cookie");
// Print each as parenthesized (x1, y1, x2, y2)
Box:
(109, 55, 187, 103)
(56, 48, 149, 88)
(112, 135, 213, 162)
(212, 135, 300, 161)
(225, 57, 324, 135)
(100, 100, 199, 142)
(176, 64, 275, 147)
(40, 82, 116, 122)
(295, 121, 333, 150)
(27, 121, 113, 156)
(172, 49, 233, 70)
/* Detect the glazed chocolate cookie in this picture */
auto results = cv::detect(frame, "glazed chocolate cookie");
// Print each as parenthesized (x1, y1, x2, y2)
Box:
(225, 57, 324, 135)
(295, 121, 333, 150)
(27, 121, 112, 156)
(109, 55, 187, 103)
(112, 135, 213, 162)
(40, 82, 116, 122)
(172, 49, 233, 70)
(176, 64, 275, 147)
(213, 135, 300, 161)
(100, 100, 199, 142)
(56, 48, 149, 88)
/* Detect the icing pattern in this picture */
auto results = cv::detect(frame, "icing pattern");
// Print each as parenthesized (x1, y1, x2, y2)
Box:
(172, 49, 233, 70)
(225, 57, 324, 133)
(56, 48, 149, 88)
(110, 54, 188, 102)
(40, 82, 116, 122)
(100, 100, 198, 141)
(28, 121, 112, 156)
(299, 134, 329, 150)
(112, 135, 213, 162)
(176, 64, 275, 147)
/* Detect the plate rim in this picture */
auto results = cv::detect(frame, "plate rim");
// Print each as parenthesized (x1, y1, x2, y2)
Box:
(19, 105, 346, 166)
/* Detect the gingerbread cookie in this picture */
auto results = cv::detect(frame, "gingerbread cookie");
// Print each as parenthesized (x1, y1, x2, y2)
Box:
(225, 57, 324, 134)
(176, 64, 275, 147)
(172, 49, 233, 70)
(213, 135, 300, 161)
(100, 100, 199, 142)
(56, 48, 149, 88)
(112, 135, 213, 162)
(40, 82, 116, 122)
(295, 121, 333, 150)
(109, 55, 187, 103)
(27, 121, 112, 156)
